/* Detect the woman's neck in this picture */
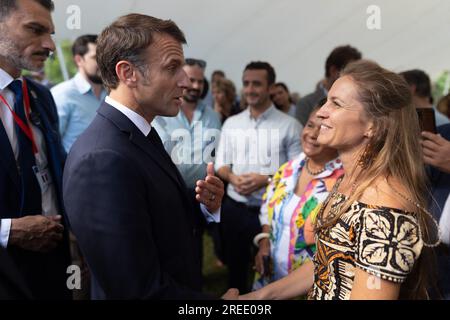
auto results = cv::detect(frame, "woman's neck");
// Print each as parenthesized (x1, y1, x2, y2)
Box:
(336, 147, 366, 193)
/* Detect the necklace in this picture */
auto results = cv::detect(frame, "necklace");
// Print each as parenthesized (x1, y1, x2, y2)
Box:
(316, 176, 344, 228)
(386, 180, 441, 248)
(305, 158, 326, 176)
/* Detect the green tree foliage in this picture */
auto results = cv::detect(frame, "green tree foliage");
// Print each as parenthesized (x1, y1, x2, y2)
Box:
(433, 70, 450, 104)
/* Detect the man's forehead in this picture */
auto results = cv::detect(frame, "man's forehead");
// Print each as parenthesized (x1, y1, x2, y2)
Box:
(13, 0, 55, 31)
(183, 64, 204, 75)
(149, 33, 184, 63)
(243, 69, 267, 81)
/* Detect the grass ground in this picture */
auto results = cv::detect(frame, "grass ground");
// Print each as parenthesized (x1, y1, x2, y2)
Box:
(202, 233, 229, 296)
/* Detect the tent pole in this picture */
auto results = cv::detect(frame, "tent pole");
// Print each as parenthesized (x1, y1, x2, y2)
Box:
(56, 41, 70, 81)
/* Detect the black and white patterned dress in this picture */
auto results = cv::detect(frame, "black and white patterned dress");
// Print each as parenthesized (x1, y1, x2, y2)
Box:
(308, 193, 423, 300)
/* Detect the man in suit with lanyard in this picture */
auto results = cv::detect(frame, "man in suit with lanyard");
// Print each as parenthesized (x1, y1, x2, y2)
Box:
(63, 14, 226, 299)
(0, 0, 71, 299)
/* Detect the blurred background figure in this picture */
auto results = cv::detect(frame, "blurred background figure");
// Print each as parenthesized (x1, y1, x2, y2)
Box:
(437, 93, 450, 119)
(215, 61, 303, 294)
(270, 82, 296, 117)
(295, 45, 362, 126)
(51, 34, 106, 153)
(290, 92, 301, 106)
(421, 123, 450, 299)
(400, 69, 450, 127)
(212, 78, 241, 123)
(203, 69, 226, 107)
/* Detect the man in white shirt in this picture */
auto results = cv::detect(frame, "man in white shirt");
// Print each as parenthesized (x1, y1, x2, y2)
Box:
(215, 61, 303, 293)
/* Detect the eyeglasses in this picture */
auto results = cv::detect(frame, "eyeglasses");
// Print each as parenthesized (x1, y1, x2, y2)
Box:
(185, 58, 207, 68)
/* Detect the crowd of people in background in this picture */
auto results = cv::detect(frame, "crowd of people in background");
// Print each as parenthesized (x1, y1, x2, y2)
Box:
(0, 0, 449, 300)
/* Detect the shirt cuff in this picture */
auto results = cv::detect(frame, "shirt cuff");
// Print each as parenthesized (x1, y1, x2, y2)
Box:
(0, 219, 12, 248)
(200, 204, 221, 223)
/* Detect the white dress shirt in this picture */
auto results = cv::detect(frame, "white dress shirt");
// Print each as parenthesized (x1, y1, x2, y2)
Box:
(215, 105, 303, 206)
(0, 68, 59, 248)
(440, 194, 450, 246)
(105, 96, 220, 222)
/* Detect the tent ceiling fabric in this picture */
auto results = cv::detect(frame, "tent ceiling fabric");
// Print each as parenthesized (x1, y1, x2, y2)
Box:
(53, 0, 450, 94)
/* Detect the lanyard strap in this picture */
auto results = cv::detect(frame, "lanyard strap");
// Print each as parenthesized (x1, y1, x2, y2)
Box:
(0, 79, 38, 154)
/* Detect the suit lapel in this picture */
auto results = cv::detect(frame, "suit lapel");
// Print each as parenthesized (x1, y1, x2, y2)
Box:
(97, 103, 188, 195)
(0, 121, 20, 191)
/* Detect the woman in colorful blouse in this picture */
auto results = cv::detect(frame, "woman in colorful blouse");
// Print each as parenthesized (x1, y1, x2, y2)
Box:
(238, 60, 440, 300)
(252, 103, 343, 291)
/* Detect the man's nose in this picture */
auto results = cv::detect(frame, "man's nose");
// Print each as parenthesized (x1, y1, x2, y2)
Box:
(42, 34, 56, 53)
(178, 69, 190, 89)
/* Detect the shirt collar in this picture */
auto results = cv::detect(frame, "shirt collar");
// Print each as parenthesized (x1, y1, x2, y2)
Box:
(246, 104, 276, 121)
(178, 100, 207, 125)
(0, 68, 20, 90)
(73, 72, 92, 95)
(105, 95, 152, 136)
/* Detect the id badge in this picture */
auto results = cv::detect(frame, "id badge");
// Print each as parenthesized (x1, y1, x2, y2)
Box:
(32, 165, 52, 193)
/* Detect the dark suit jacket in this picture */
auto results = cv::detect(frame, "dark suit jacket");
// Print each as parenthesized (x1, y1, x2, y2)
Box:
(0, 78, 71, 299)
(0, 243, 31, 299)
(63, 102, 214, 300)
(428, 123, 450, 298)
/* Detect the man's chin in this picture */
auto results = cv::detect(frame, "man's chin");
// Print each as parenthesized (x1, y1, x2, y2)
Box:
(164, 104, 181, 117)
(183, 95, 200, 104)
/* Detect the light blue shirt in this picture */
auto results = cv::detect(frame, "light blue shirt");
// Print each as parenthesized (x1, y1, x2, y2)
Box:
(215, 105, 303, 206)
(152, 101, 222, 189)
(51, 73, 107, 152)
(434, 106, 450, 127)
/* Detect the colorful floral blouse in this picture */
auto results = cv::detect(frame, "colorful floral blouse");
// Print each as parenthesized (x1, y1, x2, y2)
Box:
(253, 153, 343, 290)
(308, 192, 424, 300)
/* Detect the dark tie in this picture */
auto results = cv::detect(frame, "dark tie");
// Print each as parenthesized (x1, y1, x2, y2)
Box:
(8, 80, 42, 215)
(147, 128, 167, 156)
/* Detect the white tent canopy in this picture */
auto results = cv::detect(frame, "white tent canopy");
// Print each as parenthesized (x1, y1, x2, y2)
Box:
(52, 0, 450, 95)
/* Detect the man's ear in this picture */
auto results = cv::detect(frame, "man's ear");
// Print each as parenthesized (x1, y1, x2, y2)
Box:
(74, 55, 83, 68)
(115, 61, 138, 87)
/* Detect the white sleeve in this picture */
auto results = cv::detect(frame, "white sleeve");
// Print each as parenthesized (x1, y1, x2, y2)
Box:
(440, 194, 450, 246)
(0, 218, 12, 248)
(214, 123, 231, 171)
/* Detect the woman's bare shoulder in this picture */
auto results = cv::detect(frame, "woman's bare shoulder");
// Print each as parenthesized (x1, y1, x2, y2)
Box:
(359, 177, 410, 211)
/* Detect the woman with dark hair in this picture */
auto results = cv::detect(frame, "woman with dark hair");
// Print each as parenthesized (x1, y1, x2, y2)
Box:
(212, 78, 241, 123)
(270, 82, 296, 117)
(236, 60, 440, 300)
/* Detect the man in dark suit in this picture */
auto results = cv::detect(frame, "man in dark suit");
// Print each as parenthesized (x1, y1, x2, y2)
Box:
(422, 124, 450, 299)
(63, 14, 226, 299)
(0, 230, 31, 300)
(0, 0, 71, 299)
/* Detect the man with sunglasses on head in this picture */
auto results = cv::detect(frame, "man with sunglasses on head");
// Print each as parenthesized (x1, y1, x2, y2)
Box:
(152, 58, 222, 278)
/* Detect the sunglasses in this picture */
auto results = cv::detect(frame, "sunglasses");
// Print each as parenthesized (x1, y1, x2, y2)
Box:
(185, 58, 207, 68)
